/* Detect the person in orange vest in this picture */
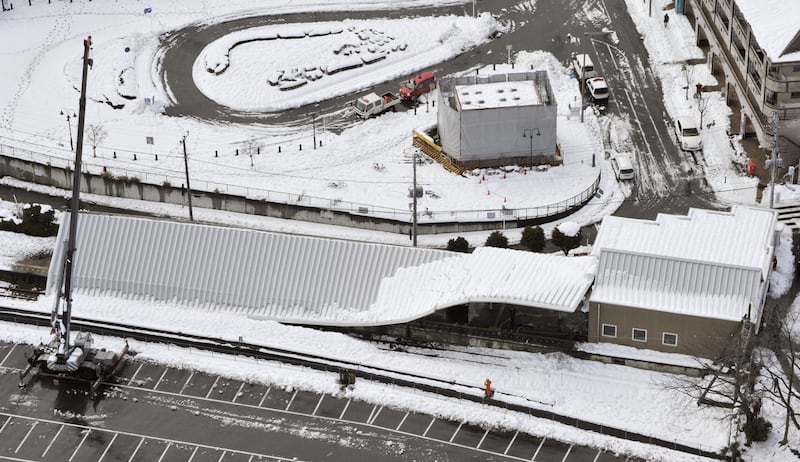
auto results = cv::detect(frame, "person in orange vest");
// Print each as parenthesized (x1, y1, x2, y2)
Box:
(484, 378, 493, 398)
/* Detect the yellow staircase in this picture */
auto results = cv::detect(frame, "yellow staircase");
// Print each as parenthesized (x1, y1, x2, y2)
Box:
(413, 131, 463, 175)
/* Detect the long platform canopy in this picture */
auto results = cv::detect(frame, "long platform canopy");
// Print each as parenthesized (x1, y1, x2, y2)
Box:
(47, 214, 597, 327)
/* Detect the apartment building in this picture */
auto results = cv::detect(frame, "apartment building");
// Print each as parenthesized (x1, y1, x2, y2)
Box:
(684, 0, 800, 149)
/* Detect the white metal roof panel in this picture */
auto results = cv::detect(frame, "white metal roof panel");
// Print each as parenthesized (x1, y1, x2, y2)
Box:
(48, 214, 597, 326)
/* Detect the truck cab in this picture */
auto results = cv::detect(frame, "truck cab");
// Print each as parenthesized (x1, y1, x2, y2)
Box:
(399, 71, 436, 101)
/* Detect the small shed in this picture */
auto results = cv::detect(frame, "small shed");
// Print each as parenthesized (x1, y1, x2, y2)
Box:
(437, 70, 557, 168)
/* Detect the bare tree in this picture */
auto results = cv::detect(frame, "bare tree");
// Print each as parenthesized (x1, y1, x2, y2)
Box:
(697, 93, 712, 129)
(86, 123, 107, 158)
(240, 137, 263, 167)
(759, 309, 800, 445)
(682, 64, 695, 100)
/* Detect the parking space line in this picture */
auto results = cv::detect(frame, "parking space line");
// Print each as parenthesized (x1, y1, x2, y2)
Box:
(476, 428, 489, 449)
(153, 368, 169, 391)
(97, 433, 118, 462)
(531, 437, 546, 461)
(338, 398, 351, 420)
(205, 376, 220, 399)
(561, 445, 573, 462)
(179, 371, 195, 395)
(592, 449, 603, 462)
(0, 344, 17, 367)
(128, 363, 144, 385)
(395, 412, 409, 431)
(232, 382, 246, 403)
(157, 441, 172, 462)
(41, 424, 63, 458)
(247, 455, 253, 462)
(284, 390, 298, 411)
(366, 404, 377, 424)
(128, 437, 145, 462)
(504, 431, 519, 455)
(187, 446, 198, 462)
(14, 421, 37, 453)
(0, 415, 12, 437)
(422, 417, 435, 437)
(368, 406, 383, 425)
(311, 394, 324, 416)
(68, 429, 91, 462)
(217, 450, 226, 462)
(448, 422, 463, 443)
(258, 386, 271, 407)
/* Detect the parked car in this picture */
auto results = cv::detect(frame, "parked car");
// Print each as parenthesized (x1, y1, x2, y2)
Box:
(611, 154, 635, 181)
(571, 53, 598, 80)
(586, 77, 609, 102)
(399, 71, 436, 102)
(674, 116, 702, 151)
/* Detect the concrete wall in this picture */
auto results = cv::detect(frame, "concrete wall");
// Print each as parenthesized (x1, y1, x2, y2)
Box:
(588, 301, 742, 358)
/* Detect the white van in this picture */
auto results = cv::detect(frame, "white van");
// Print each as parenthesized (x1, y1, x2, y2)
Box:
(611, 154, 635, 181)
(572, 54, 598, 80)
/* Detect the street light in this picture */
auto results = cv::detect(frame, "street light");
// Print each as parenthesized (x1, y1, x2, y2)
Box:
(522, 128, 540, 166)
(60, 109, 77, 151)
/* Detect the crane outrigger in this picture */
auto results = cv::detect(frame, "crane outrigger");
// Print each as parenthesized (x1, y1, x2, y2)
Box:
(19, 36, 128, 393)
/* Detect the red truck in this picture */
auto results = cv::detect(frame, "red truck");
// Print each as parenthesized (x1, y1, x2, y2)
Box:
(399, 71, 437, 102)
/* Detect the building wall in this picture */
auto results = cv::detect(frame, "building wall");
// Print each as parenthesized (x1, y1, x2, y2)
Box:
(588, 302, 743, 358)
(687, 0, 800, 147)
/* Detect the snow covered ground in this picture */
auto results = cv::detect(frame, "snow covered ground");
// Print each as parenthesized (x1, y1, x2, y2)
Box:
(2, 0, 799, 460)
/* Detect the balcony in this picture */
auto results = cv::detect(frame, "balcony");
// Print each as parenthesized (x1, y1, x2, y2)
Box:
(765, 72, 800, 94)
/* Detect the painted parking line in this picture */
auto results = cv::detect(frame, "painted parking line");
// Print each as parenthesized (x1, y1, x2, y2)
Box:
(232, 382, 246, 403)
(152, 368, 169, 391)
(532, 437, 546, 461)
(395, 412, 409, 431)
(448, 422, 463, 443)
(41, 424, 63, 458)
(179, 371, 195, 395)
(217, 450, 227, 462)
(422, 417, 435, 437)
(68, 429, 90, 462)
(0, 415, 12, 438)
(0, 343, 17, 367)
(97, 433, 118, 462)
(284, 389, 298, 411)
(311, 394, 324, 416)
(127, 363, 144, 385)
(338, 398, 351, 420)
(258, 386, 272, 407)
(476, 429, 489, 449)
(205, 376, 220, 399)
(14, 421, 37, 453)
(157, 441, 172, 462)
(562, 444, 573, 462)
(505, 431, 519, 455)
(128, 437, 145, 462)
(187, 446, 199, 462)
(367, 406, 383, 425)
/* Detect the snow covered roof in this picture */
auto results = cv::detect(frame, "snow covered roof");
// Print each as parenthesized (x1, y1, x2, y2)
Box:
(736, 0, 800, 63)
(455, 80, 541, 110)
(48, 214, 597, 327)
(590, 206, 776, 322)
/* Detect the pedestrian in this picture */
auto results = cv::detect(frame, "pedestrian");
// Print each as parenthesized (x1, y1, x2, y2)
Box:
(664, 13, 669, 27)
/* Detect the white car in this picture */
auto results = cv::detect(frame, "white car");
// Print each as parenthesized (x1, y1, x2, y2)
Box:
(572, 54, 598, 80)
(586, 77, 609, 102)
(674, 117, 702, 151)
(611, 154, 635, 181)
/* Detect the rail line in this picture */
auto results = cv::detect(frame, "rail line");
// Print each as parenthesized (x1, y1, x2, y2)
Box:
(0, 304, 723, 460)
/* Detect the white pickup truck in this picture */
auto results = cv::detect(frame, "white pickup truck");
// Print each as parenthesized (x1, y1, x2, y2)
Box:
(354, 92, 400, 118)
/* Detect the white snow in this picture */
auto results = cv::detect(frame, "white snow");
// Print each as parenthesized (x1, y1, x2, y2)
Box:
(735, 0, 800, 63)
(0, 0, 798, 460)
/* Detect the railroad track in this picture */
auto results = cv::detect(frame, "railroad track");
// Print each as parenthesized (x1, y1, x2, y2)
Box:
(0, 304, 723, 460)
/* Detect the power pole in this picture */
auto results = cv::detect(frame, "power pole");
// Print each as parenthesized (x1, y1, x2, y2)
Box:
(412, 150, 418, 247)
(580, 33, 587, 123)
(769, 112, 779, 209)
(181, 133, 194, 221)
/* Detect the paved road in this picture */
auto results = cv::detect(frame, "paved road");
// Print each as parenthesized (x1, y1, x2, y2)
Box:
(0, 341, 633, 462)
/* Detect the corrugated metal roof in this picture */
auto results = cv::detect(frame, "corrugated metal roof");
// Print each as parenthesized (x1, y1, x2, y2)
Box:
(590, 206, 775, 322)
(47, 214, 597, 326)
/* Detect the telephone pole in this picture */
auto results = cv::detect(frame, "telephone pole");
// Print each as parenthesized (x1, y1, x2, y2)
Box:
(412, 150, 418, 247)
(181, 133, 194, 221)
(769, 112, 779, 209)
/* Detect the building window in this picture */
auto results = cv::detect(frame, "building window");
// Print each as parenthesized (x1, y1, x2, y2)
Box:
(792, 92, 800, 99)
(602, 324, 617, 338)
(793, 65, 800, 73)
(766, 90, 777, 105)
(632, 328, 647, 342)
(663, 332, 679, 347)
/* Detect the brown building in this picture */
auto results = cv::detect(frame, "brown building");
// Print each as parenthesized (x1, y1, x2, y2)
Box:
(588, 206, 777, 358)
(684, 0, 800, 150)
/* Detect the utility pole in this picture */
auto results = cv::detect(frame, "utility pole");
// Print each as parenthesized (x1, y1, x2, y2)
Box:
(581, 33, 587, 123)
(181, 133, 194, 221)
(412, 150, 418, 247)
(312, 113, 317, 150)
(770, 112, 779, 209)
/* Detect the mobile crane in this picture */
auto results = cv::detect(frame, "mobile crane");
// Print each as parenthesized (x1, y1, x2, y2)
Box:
(19, 36, 128, 393)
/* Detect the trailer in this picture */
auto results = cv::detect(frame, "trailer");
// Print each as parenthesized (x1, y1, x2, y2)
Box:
(354, 92, 400, 118)
(19, 36, 127, 394)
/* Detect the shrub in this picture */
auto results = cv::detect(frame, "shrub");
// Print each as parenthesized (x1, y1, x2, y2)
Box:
(485, 230, 508, 248)
(446, 236, 470, 253)
(743, 415, 771, 444)
(520, 225, 545, 252)
(0, 204, 58, 237)
(552, 227, 581, 255)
